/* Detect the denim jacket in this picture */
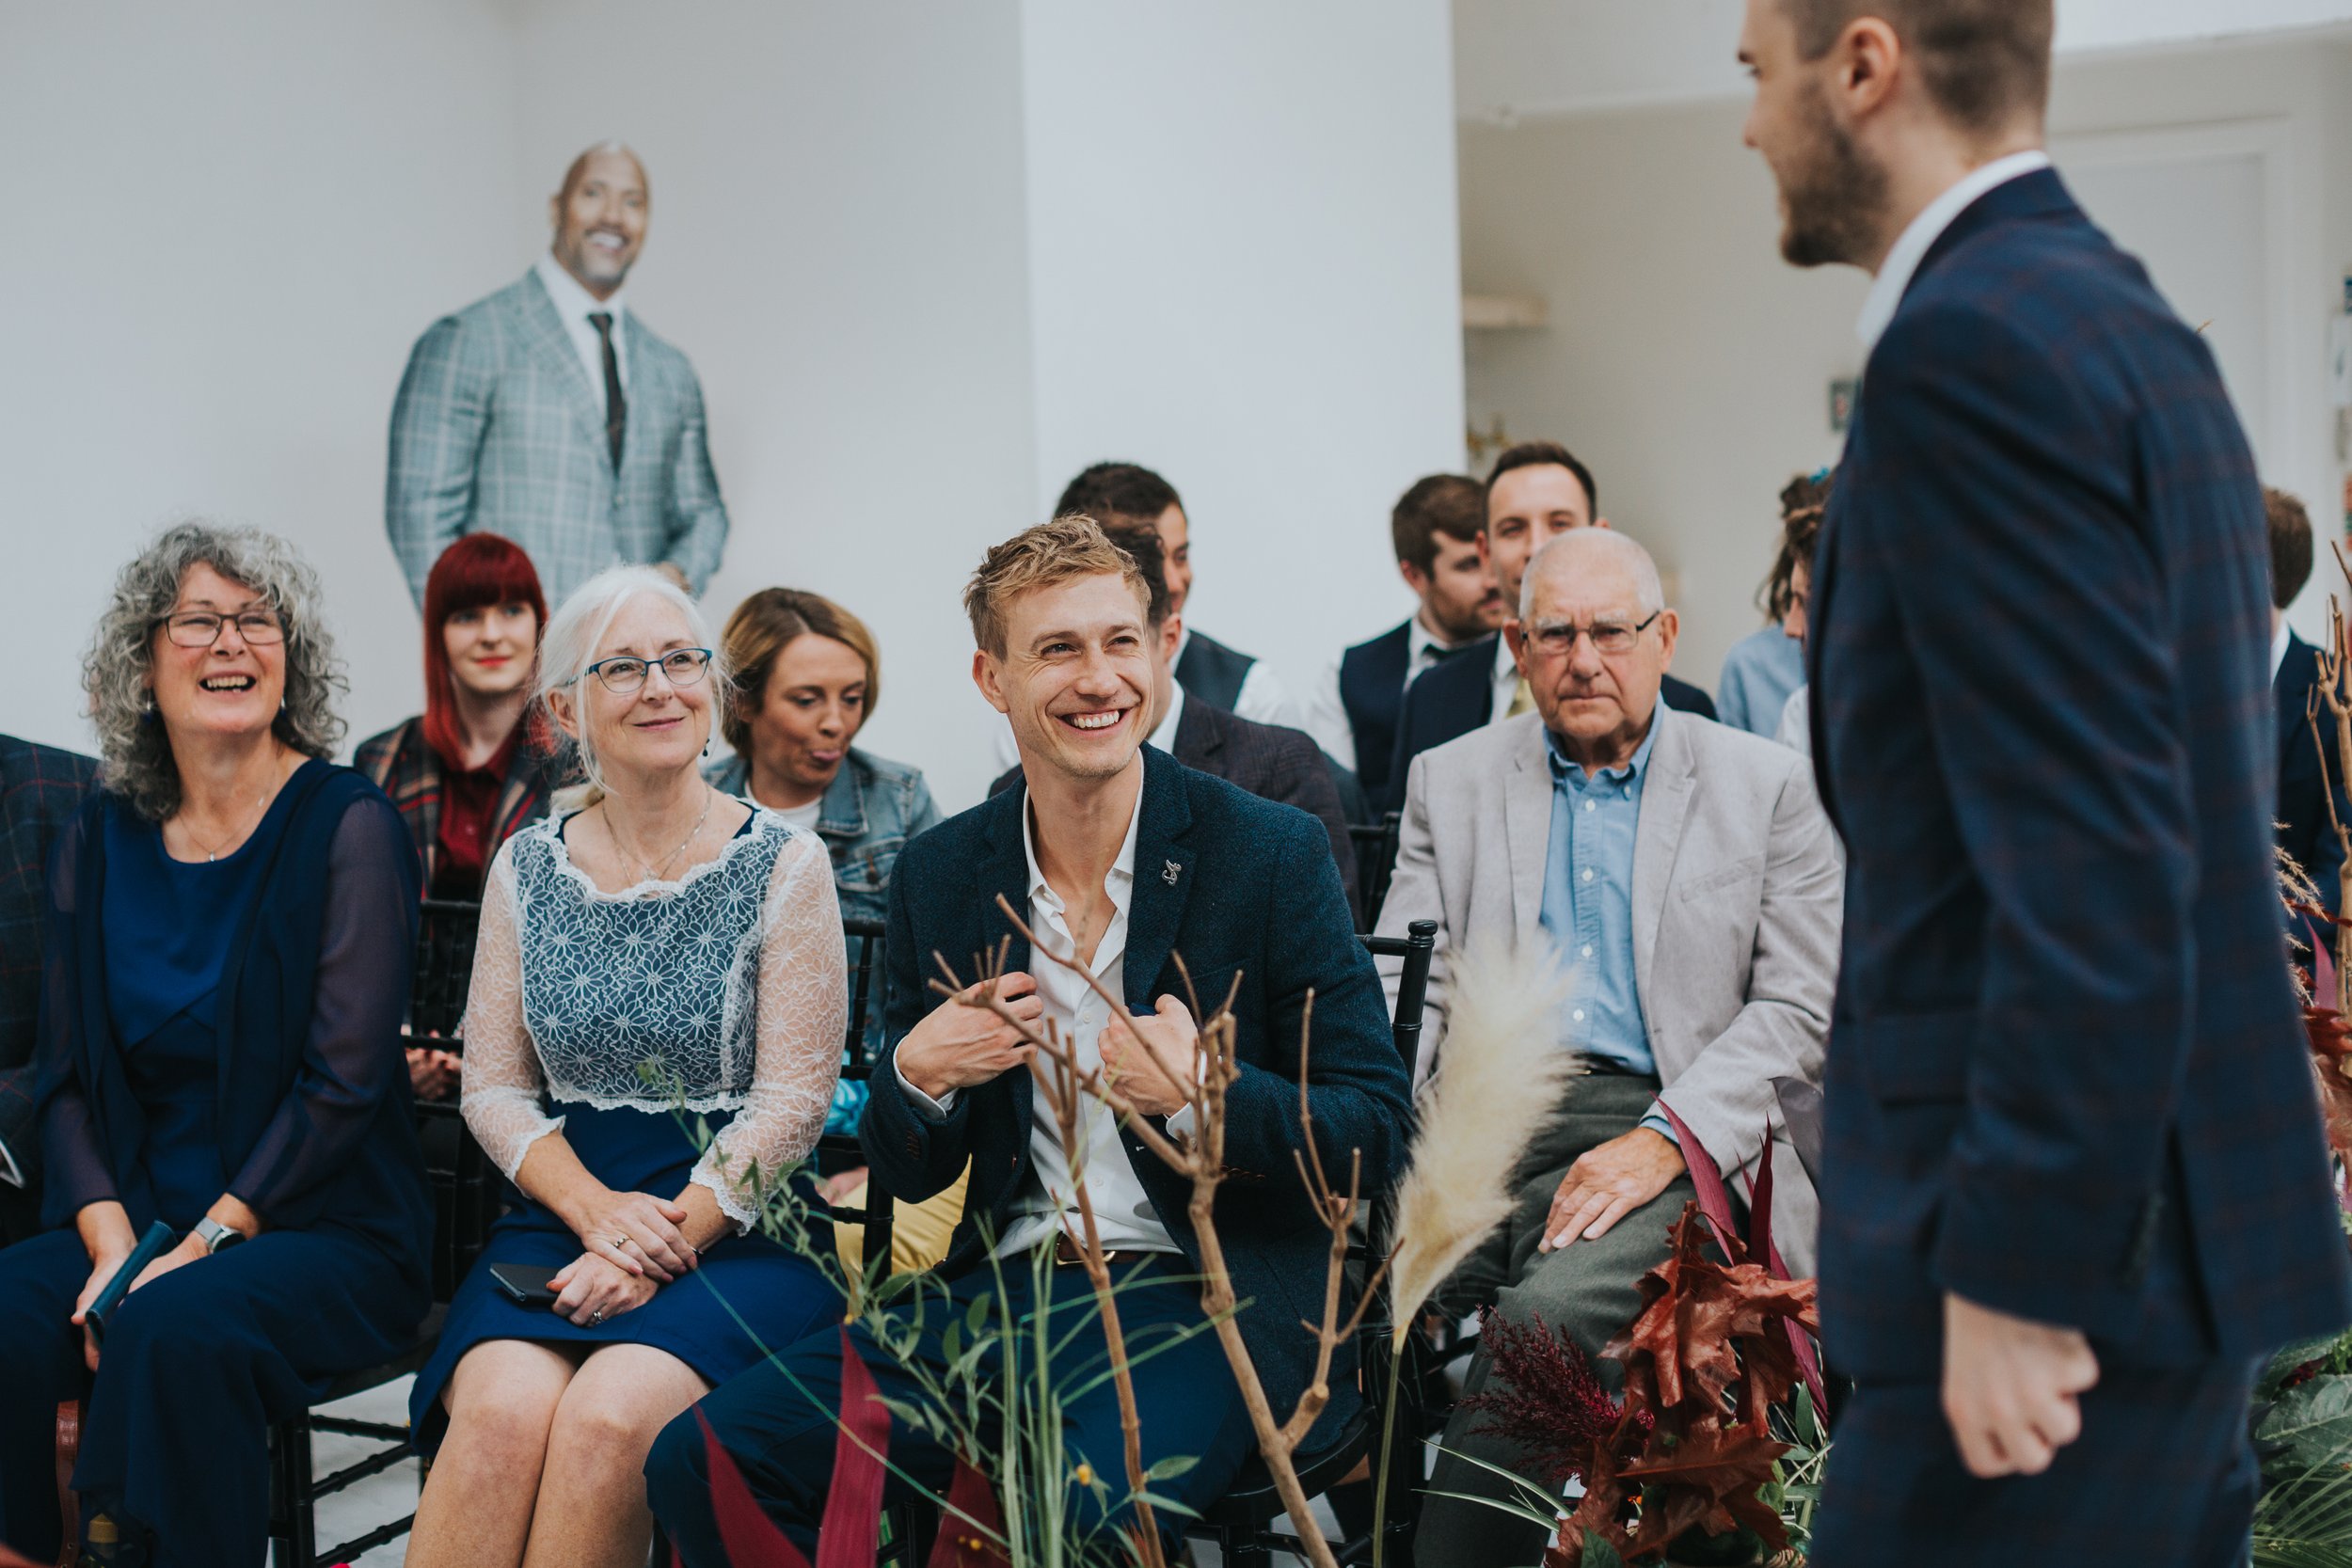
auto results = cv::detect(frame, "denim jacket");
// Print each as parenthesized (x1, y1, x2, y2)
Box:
(705, 746, 943, 1132)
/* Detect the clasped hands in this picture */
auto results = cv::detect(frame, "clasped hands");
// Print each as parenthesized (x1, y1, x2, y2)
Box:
(550, 1188, 702, 1327)
(899, 971, 1200, 1117)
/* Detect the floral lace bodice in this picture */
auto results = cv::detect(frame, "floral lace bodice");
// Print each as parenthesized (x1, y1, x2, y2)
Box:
(459, 809, 846, 1227)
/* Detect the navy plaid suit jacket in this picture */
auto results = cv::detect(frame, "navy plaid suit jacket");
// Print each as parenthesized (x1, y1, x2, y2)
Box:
(1810, 169, 2352, 1379)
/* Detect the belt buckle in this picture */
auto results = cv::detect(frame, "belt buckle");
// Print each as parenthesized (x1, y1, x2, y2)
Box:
(1052, 1233, 1123, 1267)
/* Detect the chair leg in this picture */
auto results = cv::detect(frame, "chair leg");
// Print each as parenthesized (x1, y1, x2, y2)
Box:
(269, 1413, 317, 1568)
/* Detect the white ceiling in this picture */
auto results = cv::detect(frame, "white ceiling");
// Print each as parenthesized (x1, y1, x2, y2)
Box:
(1453, 0, 2352, 119)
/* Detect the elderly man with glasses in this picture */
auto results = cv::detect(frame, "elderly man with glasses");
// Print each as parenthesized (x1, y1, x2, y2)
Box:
(1375, 529, 1844, 1568)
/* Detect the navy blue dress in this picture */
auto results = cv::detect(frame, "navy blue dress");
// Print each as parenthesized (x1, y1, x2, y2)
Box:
(409, 809, 846, 1452)
(0, 764, 432, 1568)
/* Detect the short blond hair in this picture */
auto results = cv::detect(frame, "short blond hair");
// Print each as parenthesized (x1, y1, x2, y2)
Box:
(963, 515, 1150, 657)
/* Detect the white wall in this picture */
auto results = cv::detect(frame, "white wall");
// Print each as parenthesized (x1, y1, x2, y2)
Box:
(1454, 0, 2352, 119)
(510, 0, 1040, 812)
(4, 1, 1467, 816)
(0, 0, 523, 756)
(1018, 0, 1468, 718)
(1458, 33, 2352, 690)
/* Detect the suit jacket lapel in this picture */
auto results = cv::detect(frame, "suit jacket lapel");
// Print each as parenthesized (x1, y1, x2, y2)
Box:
(977, 785, 1036, 1145)
(1124, 749, 1195, 1009)
(1504, 723, 1550, 946)
(1631, 710, 1694, 1011)
(517, 270, 612, 456)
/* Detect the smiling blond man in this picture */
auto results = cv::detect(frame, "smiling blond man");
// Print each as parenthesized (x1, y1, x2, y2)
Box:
(388, 143, 731, 611)
(647, 515, 1410, 1560)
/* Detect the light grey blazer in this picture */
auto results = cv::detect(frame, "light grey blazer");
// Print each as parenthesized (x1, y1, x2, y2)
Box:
(386, 270, 730, 610)
(1375, 705, 1842, 1274)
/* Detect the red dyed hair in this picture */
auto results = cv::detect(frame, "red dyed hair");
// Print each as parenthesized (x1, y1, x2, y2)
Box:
(420, 534, 549, 766)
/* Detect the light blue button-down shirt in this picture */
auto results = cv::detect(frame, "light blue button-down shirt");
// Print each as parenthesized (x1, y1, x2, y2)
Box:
(1541, 721, 1656, 1071)
(1540, 720, 1677, 1140)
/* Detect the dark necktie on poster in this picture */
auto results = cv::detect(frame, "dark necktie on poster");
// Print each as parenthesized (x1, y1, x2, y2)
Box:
(588, 310, 626, 470)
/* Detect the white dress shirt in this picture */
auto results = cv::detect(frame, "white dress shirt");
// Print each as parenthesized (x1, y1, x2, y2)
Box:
(1302, 615, 1470, 772)
(533, 251, 631, 417)
(1176, 624, 1303, 732)
(898, 782, 1182, 1259)
(1148, 679, 1186, 754)
(1486, 632, 1521, 725)
(1855, 150, 2052, 352)
(2273, 618, 2294, 683)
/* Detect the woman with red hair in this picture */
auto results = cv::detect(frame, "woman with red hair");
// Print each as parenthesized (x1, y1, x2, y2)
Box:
(357, 535, 560, 1097)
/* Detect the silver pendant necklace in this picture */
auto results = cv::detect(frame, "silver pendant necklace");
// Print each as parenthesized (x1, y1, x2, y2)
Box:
(612, 785, 716, 884)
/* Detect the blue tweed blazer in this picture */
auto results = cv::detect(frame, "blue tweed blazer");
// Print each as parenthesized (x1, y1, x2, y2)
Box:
(1810, 168, 2352, 1378)
(386, 269, 729, 610)
(860, 744, 1410, 1444)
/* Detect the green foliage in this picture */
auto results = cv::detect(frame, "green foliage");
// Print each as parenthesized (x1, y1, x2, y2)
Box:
(649, 1073, 1216, 1567)
(1765, 1384, 1830, 1555)
(2253, 1313, 2352, 1568)
(1579, 1535, 1625, 1568)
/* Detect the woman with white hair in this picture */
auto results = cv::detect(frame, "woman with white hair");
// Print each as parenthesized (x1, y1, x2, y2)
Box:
(0, 523, 432, 1566)
(405, 566, 846, 1568)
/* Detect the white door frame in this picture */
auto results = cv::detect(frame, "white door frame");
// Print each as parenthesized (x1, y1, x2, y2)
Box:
(2052, 116, 2303, 487)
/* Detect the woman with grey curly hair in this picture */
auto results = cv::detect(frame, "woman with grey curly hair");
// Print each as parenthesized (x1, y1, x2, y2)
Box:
(0, 522, 433, 1566)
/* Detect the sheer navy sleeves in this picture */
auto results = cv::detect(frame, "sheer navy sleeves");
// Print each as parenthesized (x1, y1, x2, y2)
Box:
(33, 807, 113, 1221)
(227, 794, 419, 1227)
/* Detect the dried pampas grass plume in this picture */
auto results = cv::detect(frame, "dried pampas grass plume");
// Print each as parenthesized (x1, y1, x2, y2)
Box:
(1388, 941, 1578, 1343)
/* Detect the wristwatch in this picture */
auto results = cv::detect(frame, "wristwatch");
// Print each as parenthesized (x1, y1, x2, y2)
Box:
(193, 1217, 248, 1255)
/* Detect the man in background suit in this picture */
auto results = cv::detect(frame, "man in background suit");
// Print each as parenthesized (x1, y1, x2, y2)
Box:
(0, 734, 99, 1245)
(387, 143, 730, 610)
(1383, 442, 1717, 812)
(1300, 473, 1502, 806)
(646, 516, 1408, 1560)
(1053, 462, 1298, 725)
(1742, 1, 2352, 1560)
(992, 518, 1359, 916)
(2266, 486, 2347, 920)
(1380, 532, 1840, 1568)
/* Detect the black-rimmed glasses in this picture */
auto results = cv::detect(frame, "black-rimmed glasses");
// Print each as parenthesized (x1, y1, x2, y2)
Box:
(157, 610, 284, 647)
(577, 647, 714, 694)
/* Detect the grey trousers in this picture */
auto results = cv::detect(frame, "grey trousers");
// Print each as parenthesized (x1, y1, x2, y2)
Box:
(1414, 1072, 1697, 1568)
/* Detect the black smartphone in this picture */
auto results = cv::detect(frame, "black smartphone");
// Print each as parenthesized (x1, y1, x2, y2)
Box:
(488, 1262, 563, 1308)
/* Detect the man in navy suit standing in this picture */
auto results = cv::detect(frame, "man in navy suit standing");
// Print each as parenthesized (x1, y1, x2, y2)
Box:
(1740, 1, 2352, 1560)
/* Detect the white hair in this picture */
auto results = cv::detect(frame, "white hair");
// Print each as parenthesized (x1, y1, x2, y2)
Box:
(539, 565, 728, 808)
(1519, 530, 1666, 622)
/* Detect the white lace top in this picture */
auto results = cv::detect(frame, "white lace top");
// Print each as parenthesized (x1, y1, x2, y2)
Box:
(459, 809, 847, 1228)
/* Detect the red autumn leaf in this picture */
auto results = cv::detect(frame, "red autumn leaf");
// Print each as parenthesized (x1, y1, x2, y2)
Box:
(1619, 1425, 1794, 1557)
(698, 1406, 813, 1568)
(926, 1456, 1011, 1568)
(818, 1328, 893, 1568)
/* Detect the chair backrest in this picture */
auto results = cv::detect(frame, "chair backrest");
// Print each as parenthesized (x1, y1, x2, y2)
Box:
(1357, 917, 1438, 1080)
(826, 917, 895, 1269)
(409, 898, 483, 1042)
(1348, 812, 1405, 927)
(842, 916, 887, 1069)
